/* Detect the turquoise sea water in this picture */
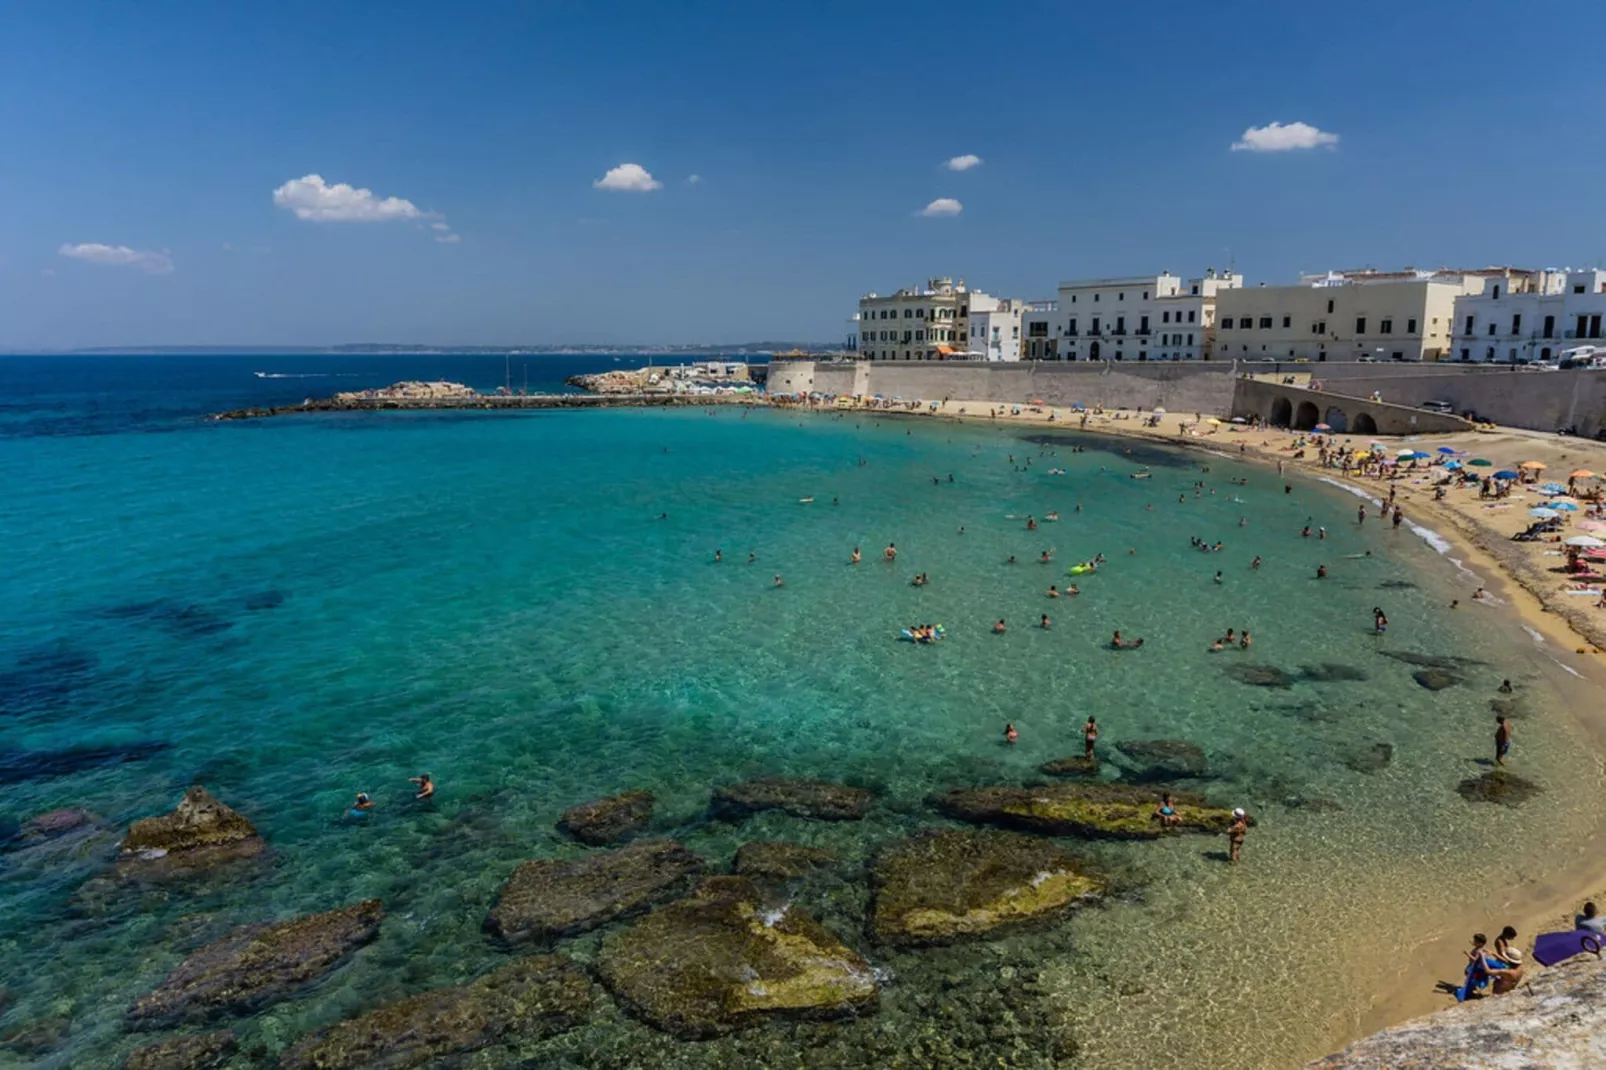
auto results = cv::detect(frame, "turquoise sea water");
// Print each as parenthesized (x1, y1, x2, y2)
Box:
(2, 360, 1603, 1068)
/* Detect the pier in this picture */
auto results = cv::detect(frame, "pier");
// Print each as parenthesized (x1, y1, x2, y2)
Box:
(211, 391, 762, 421)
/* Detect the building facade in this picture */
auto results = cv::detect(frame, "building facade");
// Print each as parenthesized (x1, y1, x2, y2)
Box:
(856, 277, 1006, 361)
(968, 299, 1030, 362)
(1210, 269, 1529, 362)
(1053, 270, 1242, 361)
(1451, 269, 1606, 363)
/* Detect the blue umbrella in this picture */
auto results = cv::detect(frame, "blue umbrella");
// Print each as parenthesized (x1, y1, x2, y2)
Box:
(1530, 507, 1560, 519)
(1556, 502, 1579, 511)
(1542, 482, 1569, 493)
(1437, 446, 1459, 455)
(1410, 451, 1432, 460)
(1444, 460, 1463, 470)
(1495, 470, 1520, 480)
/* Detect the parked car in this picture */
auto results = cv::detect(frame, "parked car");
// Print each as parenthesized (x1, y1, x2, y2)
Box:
(1421, 400, 1455, 414)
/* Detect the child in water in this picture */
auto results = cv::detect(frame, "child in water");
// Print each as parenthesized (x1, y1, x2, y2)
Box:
(1004, 723, 1018, 744)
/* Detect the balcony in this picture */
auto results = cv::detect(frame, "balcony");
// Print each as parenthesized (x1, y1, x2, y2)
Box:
(1112, 328, 1127, 336)
(1064, 329, 1078, 337)
(1135, 328, 1150, 336)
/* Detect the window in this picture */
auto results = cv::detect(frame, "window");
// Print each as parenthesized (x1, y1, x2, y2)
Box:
(1140, 315, 1149, 332)
(916, 308, 925, 319)
(1188, 310, 1196, 322)
(1187, 333, 1193, 345)
(1460, 348, 1469, 360)
(1316, 321, 1326, 335)
(1355, 317, 1367, 334)
(1282, 316, 1291, 328)
(1067, 318, 1077, 335)
(1575, 284, 1587, 295)
(1091, 318, 1100, 333)
(915, 330, 924, 341)
(1012, 326, 1020, 339)
(1488, 324, 1497, 336)
(1407, 318, 1417, 333)
(1118, 292, 1125, 301)
(1163, 311, 1171, 323)
(1511, 314, 1521, 335)
(903, 309, 912, 318)
(1380, 318, 1392, 334)
(1191, 285, 1199, 295)
(1094, 293, 1100, 302)
(1070, 295, 1076, 303)
(1543, 315, 1554, 338)
(1143, 291, 1149, 300)
(1259, 316, 1272, 329)
(1464, 314, 1474, 335)
(1327, 299, 1335, 314)
(1492, 285, 1501, 299)
(1221, 317, 1233, 329)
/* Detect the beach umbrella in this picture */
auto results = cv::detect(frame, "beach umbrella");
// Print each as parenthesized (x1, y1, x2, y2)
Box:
(1152, 407, 1166, 414)
(1314, 422, 1332, 431)
(1565, 535, 1606, 548)
(1029, 398, 1045, 405)
(1579, 521, 1606, 533)
(1206, 417, 1221, 425)
(1530, 508, 1561, 519)
(1437, 446, 1459, 455)
(1570, 469, 1597, 479)
(1411, 451, 1432, 459)
(1541, 482, 1569, 493)
(1468, 458, 1493, 467)
(1231, 416, 1247, 423)
(1556, 502, 1579, 511)
(1396, 447, 1415, 457)
(1494, 470, 1520, 480)
(1444, 460, 1463, 470)
(1520, 460, 1547, 470)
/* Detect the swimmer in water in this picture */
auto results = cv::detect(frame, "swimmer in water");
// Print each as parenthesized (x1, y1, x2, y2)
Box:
(1046, 511, 1060, 521)
(1214, 571, 1223, 584)
(715, 549, 722, 562)
(1040, 613, 1051, 630)
(1040, 550, 1054, 564)
(1006, 555, 1017, 565)
(884, 543, 897, 561)
(1316, 564, 1328, 579)
(1302, 525, 1312, 538)
(1004, 723, 1018, 744)
(1027, 516, 1038, 531)
(774, 574, 784, 587)
(1373, 607, 1388, 633)
(1083, 716, 1099, 759)
(410, 773, 434, 800)
(1251, 555, 1262, 569)
(1240, 630, 1252, 649)
(1067, 584, 1080, 596)
(1498, 679, 1513, 694)
(1048, 585, 1060, 598)
(912, 572, 927, 587)
(748, 551, 756, 564)
(851, 547, 861, 564)
(351, 792, 374, 814)
(993, 619, 1007, 634)
(1209, 639, 1225, 652)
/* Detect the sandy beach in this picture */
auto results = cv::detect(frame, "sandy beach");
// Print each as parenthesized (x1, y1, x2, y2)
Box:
(778, 392, 1606, 1058)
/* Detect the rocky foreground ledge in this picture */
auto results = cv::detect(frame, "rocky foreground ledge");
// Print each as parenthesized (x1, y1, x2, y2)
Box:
(1308, 953, 1606, 1068)
(212, 381, 761, 420)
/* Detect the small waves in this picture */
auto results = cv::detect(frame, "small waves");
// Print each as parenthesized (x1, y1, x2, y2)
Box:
(253, 372, 362, 379)
(1316, 476, 1452, 554)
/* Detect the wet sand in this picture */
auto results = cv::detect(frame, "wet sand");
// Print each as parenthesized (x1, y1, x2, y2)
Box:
(782, 394, 1606, 1059)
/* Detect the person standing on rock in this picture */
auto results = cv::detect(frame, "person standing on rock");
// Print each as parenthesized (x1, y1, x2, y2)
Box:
(1495, 715, 1512, 767)
(1083, 716, 1099, 760)
(1227, 808, 1249, 862)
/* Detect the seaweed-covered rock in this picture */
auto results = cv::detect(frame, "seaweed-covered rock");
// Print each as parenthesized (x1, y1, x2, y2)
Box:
(18, 807, 98, 842)
(1282, 794, 1344, 813)
(597, 876, 877, 1038)
(2, 1016, 68, 1056)
(733, 842, 838, 881)
(1113, 739, 1208, 781)
(1342, 742, 1394, 775)
(1223, 664, 1295, 688)
(929, 783, 1238, 839)
(1456, 770, 1543, 807)
(124, 1030, 237, 1070)
(1378, 650, 1485, 669)
(868, 829, 1103, 946)
(278, 956, 596, 1070)
(1490, 698, 1524, 718)
(711, 778, 874, 821)
(1297, 663, 1369, 683)
(484, 839, 703, 946)
(127, 899, 382, 1028)
(1038, 756, 1100, 778)
(118, 786, 266, 876)
(558, 791, 654, 846)
(1413, 669, 1462, 691)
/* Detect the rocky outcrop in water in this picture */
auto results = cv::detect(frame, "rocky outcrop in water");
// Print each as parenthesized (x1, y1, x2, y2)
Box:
(1456, 769, 1542, 806)
(1038, 756, 1100, 778)
(278, 955, 596, 1070)
(126, 899, 382, 1027)
(733, 841, 838, 881)
(118, 786, 266, 876)
(1377, 650, 1486, 670)
(0, 741, 170, 785)
(558, 790, 655, 846)
(1342, 742, 1395, 775)
(930, 783, 1239, 839)
(484, 839, 703, 946)
(597, 876, 877, 1038)
(869, 829, 1103, 946)
(124, 1030, 237, 1070)
(711, 778, 875, 821)
(1307, 952, 1606, 1068)
(1113, 739, 1208, 781)
(1413, 669, 1462, 691)
(17, 807, 99, 843)
(1297, 663, 1370, 682)
(1223, 664, 1295, 688)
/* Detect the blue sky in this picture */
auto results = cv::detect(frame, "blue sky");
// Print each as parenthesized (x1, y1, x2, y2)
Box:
(3, 1, 1605, 349)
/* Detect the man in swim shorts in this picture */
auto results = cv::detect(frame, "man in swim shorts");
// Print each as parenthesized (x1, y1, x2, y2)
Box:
(410, 774, 434, 800)
(1495, 715, 1512, 767)
(884, 543, 897, 561)
(1228, 808, 1248, 862)
(993, 619, 1006, 634)
(1083, 716, 1098, 759)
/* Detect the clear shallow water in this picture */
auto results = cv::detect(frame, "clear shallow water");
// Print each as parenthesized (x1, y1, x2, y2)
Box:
(1, 357, 1603, 1068)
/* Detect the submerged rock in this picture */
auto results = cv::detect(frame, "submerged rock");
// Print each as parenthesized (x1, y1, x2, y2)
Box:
(124, 1030, 237, 1070)
(126, 899, 382, 1028)
(929, 783, 1238, 839)
(2, 1016, 68, 1056)
(1342, 742, 1395, 775)
(558, 790, 654, 846)
(118, 786, 266, 876)
(1490, 698, 1524, 718)
(242, 589, 285, 611)
(1377, 580, 1418, 590)
(1113, 739, 1208, 781)
(1297, 663, 1369, 683)
(1282, 794, 1344, 813)
(597, 876, 877, 1038)
(733, 841, 838, 881)
(18, 807, 98, 842)
(711, 778, 875, 821)
(1038, 756, 1100, 778)
(1379, 650, 1485, 669)
(868, 829, 1104, 946)
(1456, 770, 1543, 806)
(1223, 664, 1295, 689)
(279, 956, 596, 1070)
(0, 741, 170, 785)
(1412, 669, 1462, 691)
(484, 839, 704, 946)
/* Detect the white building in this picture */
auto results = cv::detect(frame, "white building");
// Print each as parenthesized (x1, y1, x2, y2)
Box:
(1055, 270, 1242, 362)
(1451, 268, 1606, 364)
(1021, 301, 1059, 360)
(970, 299, 1039, 361)
(856, 277, 1007, 361)
(845, 313, 861, 354)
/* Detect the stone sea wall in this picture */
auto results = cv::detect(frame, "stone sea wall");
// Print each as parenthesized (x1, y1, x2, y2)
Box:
(767, 360, 1242, 415)
(1307, 952, 1606, 1068)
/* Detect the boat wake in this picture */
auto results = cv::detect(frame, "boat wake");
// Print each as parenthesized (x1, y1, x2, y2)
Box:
(254, 372, 361, 379)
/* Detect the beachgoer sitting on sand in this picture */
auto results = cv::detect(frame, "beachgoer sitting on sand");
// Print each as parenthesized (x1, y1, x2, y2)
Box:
(1579, 902, 1606, 934)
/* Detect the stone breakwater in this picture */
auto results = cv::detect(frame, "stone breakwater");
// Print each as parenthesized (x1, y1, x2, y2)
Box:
(212, 391, 761, 421)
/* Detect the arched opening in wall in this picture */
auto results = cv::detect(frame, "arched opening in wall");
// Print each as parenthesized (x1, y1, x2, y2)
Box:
(1089, 341, 1101, 361)
(1541, 348, 1552, 361)
(1270, 397, 1293, 427)
(1293, 400, 1320, 430)
(1352, 412, 1378, 435)
(1323, 407, 1349, 433)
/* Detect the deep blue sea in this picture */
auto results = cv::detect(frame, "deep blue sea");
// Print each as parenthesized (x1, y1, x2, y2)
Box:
(0, 354, 1601, 1068)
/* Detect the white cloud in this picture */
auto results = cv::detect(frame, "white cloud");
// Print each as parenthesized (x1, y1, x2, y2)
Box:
(58, 242, 174, 274)
(1230, 121, 1340, 153)
(919, 198, 963, 217)
(434, 232, 462, 244)
(272, 173, 425, 222)
(686, 173, 702, 185)
(593, 163, 662, 192)
(430, 221, 450, 231)
(944, 154, 983, 172)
